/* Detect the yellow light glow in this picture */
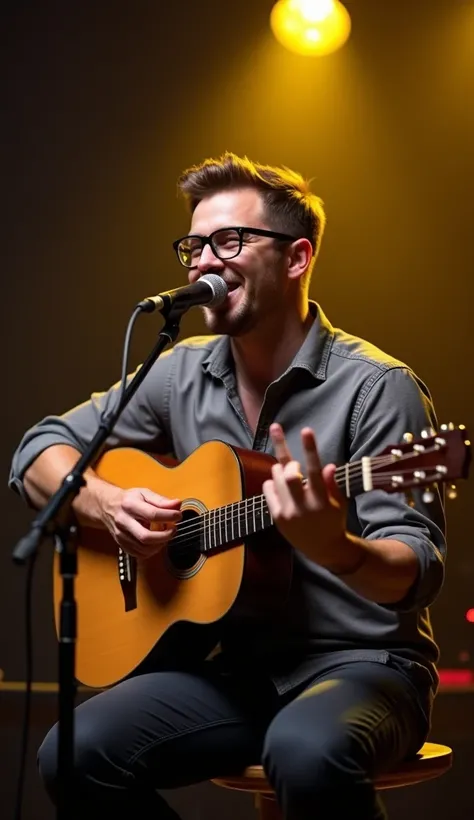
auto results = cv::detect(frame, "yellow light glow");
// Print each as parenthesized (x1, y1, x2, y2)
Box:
(270, 0, 351, 57)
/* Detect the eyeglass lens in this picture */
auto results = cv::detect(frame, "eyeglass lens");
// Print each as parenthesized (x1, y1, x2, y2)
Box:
(177, 228, 242, 267)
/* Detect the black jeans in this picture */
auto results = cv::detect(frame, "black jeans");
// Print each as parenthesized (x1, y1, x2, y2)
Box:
(38, 655, 430, 820)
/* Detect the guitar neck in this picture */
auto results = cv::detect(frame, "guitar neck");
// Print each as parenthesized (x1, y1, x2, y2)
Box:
(163, 424, 472, 555)
(182, 457, 374, 553)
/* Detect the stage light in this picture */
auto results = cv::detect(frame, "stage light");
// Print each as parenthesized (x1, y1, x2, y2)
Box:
(466, 609, 474, 624)
(270, 0, 351, 57)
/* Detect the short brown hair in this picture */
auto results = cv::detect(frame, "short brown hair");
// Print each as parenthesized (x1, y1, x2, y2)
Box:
(177, 152, 326, 260)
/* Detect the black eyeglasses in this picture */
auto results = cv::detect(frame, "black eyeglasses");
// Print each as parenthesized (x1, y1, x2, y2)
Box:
(172, 226, 297, 269)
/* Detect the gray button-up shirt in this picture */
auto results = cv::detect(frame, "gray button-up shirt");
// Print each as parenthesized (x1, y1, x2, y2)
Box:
(9, 303, 446, 698)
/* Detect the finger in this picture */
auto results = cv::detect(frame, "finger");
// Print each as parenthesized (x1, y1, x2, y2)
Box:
(149, 507, 182, 522)
(138, 489, 182, 509)
(122, 493, 182, 523)
(269, 423, 293, 466)
(115, 532, 152, 559)
(136, 519, 177, 544)
(300, 428, 326, 497)
(270, 461, 306, 515)
(116, 517, 177, 553)
(282, 460, 306, 505)
(270, 462, 293, 511)
(114, 526, 157, 559)
(322, 463, 345, 506)
(262, 478, 282, 519)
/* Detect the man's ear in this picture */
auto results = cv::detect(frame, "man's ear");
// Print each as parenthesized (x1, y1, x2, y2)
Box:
(286, 238, 314, 282)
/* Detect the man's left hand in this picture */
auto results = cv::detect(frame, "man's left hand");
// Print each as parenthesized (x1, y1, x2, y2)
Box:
(263, 423, 348, 567)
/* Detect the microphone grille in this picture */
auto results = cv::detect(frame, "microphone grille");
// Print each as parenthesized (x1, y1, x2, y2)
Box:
(200, 274, 228, 306)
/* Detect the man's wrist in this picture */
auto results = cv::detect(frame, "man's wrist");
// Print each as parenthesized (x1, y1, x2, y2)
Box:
(324, 533, 368, 577)
(73, 474, 122, 529)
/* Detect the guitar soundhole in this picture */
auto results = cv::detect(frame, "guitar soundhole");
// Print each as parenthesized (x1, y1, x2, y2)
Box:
(166, 508, 203, 573)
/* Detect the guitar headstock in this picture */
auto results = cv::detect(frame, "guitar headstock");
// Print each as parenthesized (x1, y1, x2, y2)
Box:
(372, 424, 471, 502)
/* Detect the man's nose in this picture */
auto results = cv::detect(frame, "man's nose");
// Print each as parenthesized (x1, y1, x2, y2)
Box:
(196, 242, 224, 274)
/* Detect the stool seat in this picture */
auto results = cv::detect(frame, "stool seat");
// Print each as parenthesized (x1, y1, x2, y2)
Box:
(212, 741, 452, 793)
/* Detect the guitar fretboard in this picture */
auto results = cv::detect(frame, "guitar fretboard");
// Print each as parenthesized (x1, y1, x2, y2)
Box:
(200, 495, 273, 550)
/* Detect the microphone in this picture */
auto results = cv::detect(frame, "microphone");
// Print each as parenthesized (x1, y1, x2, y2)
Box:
(137, 274, 228, 314)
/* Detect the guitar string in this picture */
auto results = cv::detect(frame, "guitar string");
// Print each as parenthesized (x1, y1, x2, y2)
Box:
(113, 448, 444, 559)
(170, 466, 443, 546)
(166, 469, 442, 552)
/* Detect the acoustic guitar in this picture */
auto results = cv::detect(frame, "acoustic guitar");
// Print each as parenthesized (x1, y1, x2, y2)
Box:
(53, 425, 471, 688)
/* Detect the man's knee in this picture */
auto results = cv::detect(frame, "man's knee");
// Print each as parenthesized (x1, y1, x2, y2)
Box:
(263, 710, 365, 794)
(262, 714, 383, 820)
(37, 716, 126, 801)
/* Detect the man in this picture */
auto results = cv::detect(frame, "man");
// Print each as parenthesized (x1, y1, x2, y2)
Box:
(9, 152, 445, 820)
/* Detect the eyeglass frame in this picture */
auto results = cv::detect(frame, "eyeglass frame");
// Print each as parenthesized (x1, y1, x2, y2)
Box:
(172, 226, 298, 269)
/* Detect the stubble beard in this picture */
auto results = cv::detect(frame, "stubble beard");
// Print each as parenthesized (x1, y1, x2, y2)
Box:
(201, 293, 257, 338)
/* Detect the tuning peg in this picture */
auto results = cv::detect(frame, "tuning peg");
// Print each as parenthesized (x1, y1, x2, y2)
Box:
(447, 484, 458, 500)
(440, 422, 455, 432)
(404, 490, 416, 508)
(421, 427, 436, 439)
(422, 487, 435, 503)
(402, 432, 414, 443)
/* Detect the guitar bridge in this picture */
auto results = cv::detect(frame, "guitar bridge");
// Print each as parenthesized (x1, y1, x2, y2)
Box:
(117, 548, 137, 611)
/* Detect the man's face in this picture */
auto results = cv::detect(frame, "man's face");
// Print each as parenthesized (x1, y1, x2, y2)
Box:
(187, 188, 290, 337)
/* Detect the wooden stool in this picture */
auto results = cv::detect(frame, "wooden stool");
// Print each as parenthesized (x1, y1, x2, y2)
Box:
(212, 742, 452, 820)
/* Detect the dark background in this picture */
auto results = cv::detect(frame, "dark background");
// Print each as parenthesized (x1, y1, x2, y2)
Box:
(1, 1, 473, 818)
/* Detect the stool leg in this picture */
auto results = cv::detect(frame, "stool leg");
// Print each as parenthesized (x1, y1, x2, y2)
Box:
(255, 793, 282, 820)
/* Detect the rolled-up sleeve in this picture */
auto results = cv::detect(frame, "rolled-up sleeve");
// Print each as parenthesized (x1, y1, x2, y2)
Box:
(9, 350, 176, 504)
(349, 366, 446, 612)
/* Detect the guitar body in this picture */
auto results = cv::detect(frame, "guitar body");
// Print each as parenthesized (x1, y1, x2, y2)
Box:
(53, 442, 292, 689)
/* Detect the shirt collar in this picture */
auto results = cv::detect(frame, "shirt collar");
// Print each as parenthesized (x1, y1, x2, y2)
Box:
(201, 301, 334, 383)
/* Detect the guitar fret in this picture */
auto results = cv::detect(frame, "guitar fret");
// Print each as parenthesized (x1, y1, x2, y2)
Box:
(252, 496, 256, 534)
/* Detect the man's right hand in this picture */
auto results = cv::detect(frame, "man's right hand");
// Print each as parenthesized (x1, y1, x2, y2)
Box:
(99, 486, 182, 558)
(22, 445, 183, 558)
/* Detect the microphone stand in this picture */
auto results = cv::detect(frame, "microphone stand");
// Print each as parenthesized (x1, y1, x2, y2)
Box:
(12, 305, 185, 820)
